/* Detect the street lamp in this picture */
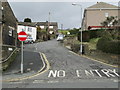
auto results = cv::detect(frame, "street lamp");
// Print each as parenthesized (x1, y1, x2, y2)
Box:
(72, 3, 83, 54)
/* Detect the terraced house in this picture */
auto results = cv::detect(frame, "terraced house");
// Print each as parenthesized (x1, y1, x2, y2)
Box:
(0, 1, 17, 65)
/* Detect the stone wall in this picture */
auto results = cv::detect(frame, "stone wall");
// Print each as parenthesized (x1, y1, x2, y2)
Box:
(1, 2, 17, 61)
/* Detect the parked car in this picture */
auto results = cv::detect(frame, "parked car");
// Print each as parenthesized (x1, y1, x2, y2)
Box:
(56, 34, 64, 41)
(24, 37, 34, 44)
(24, 40, 34, 44)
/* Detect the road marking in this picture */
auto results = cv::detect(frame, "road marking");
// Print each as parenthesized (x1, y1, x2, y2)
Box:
(85, 70, 95, 77)
(48, 70, 66, 78)
(76, 69, 119, 78)
(33, 80, 44, 83)
(93, 70, 102, 77)
(76, 70, 82, 77)
(2, 52, 50, 82)
(101, 69, 116, 77)
(113, 80, 119, 82)
(69, 51, 119, 68)
(47, 80, 59, 83)
(108, 69, 119, 77)
(10, 81, 23, 84)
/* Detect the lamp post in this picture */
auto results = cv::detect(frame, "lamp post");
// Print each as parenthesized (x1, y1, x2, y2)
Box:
(72, 3, 83, 54)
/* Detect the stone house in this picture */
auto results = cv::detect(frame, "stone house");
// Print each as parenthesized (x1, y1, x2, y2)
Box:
(0, 1, 17, 61)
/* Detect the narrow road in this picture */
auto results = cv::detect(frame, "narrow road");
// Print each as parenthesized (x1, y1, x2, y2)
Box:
(2, 39, 119, 88)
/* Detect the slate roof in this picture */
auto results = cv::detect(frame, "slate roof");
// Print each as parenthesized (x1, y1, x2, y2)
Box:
(37, 22, 58, 26)
(18, 22, 58, 27)
(87, 2, 118, 9)
(18, 22, 37, 27)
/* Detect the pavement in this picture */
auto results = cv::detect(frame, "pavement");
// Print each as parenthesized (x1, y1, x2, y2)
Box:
(2, 39, 120, 88)
(3, 51, 42, 74)
(2, 44, 46, 81)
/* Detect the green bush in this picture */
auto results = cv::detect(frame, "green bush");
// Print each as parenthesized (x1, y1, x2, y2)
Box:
(104, 41, 120, 54)
(71, 43, 80, 53)
(89, 30, 98, 39)
(97, 36, 113, 51)
(89, 38, 100, 50)
(70, 40, 80, 53)
(97, 36, 120, 54)
(58, 30, 69, 35)
(89, 38, 100, 44)
(69, 29, 79, 35)
(78, 29, 105, 42)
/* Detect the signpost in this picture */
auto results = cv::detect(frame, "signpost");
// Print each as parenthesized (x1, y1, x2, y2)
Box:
(18, 31, 27, 73)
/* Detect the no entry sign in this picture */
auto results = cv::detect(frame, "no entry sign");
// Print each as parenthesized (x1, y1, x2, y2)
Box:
(18, 31, 27, 41)
(18, 31, 27, 73)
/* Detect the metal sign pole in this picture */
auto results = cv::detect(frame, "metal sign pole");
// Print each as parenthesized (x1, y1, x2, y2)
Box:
(21, 41, 23, 73)
(18, 31, 27, 74)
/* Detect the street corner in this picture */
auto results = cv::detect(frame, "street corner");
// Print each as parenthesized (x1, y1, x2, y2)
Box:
(2, 52, 50, 82)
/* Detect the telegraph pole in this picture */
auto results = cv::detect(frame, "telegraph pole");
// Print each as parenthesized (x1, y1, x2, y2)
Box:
(47, 12, 50, 40)
(48, 12, 50, 33)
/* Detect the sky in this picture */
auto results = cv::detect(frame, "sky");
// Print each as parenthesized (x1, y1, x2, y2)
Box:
(8, 1, 119, 29)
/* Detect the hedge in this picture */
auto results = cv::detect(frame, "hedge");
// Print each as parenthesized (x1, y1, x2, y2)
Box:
(78, 29, 105, 42)
(104, 41, 120, 54)
(71, 43, 80, 53)
(97, 37, 120, 54)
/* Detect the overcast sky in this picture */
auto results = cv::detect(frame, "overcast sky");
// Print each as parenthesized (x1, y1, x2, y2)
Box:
(8, 1, 119, 29)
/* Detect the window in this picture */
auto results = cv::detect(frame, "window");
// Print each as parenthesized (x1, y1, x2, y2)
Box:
(40, 26, 44, 29)
(105, 13, 109, 17)
(28, 27, 32, 32)
(9, 29, 12, 36)
(49, 26, 53, 29)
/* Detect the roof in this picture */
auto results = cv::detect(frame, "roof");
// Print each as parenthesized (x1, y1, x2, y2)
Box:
(18, 22, 37, 27)
(18, 22, 58, 27)
(37, 22, 58, 26)
(87, 2, 118, 9)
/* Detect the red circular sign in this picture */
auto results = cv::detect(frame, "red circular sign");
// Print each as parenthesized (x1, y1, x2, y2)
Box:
(18, 31, 27, 41)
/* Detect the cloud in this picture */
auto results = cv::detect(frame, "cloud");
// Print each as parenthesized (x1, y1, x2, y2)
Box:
(9, 2, 118, 29)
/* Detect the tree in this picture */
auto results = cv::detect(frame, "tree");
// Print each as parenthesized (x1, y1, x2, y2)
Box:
(100, 16, 120, 40)
(24, 18, 32, 23)
(36, 26, 41, 39)
(101, 16, 118, 27)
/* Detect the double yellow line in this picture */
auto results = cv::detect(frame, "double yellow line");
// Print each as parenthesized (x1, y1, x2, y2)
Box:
(69, 51, 119, 68)
(2, 52, 50, 82)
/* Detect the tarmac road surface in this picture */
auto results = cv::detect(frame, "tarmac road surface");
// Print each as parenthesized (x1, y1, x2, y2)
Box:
(2, 39, 119, 88)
